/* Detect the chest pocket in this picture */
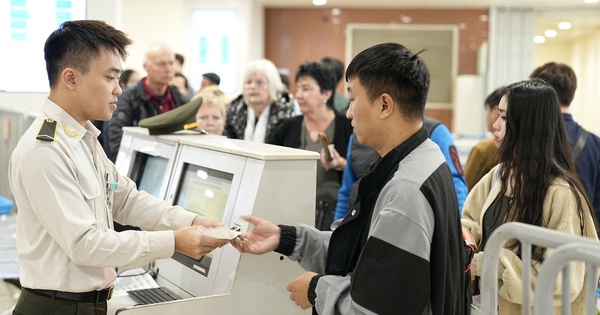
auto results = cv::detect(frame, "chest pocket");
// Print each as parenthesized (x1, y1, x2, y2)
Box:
(79, 176, 101, 204)
(79, 175, 113, 229)
(79, 173, 101, 214)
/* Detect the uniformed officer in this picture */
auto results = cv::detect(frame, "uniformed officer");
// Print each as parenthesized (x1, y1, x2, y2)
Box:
(8, 20, 228, 315)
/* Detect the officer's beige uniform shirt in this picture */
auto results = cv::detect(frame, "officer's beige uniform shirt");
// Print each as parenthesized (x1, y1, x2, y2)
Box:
(9, 99, 198, 292)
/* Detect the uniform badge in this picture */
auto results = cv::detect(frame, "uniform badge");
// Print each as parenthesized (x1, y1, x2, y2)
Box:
(36, 119, 58, 141)
(61, 122, 79, 138)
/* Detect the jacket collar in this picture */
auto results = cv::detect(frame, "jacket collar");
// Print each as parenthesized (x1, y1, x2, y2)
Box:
(359, 126, 430, 196)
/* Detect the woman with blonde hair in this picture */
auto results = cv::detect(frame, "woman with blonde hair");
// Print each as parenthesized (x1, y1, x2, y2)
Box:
(225, 59, 294, 142)
(194, 92, 227, 136)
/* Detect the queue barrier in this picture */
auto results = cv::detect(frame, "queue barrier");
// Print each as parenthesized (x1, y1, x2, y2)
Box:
(472, 222, 600, 315)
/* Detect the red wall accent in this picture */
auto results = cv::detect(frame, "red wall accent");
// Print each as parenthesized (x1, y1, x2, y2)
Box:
(265, 8, 489, 130)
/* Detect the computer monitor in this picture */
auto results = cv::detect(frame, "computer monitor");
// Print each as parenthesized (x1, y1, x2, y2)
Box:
(113, 128, 180, 232)
(170, 163, 233, 278)
(116, 127, 179, 201)
(130, 153, 170, 199)
(154, 143, 247, 298)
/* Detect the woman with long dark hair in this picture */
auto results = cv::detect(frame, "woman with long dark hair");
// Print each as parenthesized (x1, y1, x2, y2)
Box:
(461, 79, 599, 314)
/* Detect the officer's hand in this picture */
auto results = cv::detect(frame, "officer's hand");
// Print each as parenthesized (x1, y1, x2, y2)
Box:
(192, 215, 223, 228)
(174, 226, 228, 259)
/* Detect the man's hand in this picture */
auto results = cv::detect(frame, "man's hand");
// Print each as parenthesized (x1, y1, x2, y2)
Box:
(287, 272, 318, 310)
(320, 146, 346, 172)
(230, 215, 280, 255)
(192, 215, 223, 228)
(174, 226, 228, 259)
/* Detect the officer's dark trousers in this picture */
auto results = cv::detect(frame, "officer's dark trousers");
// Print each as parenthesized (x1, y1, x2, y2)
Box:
(12, 288, 107, 315)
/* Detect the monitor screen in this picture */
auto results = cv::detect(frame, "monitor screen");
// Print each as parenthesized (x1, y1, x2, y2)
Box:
(172, 163, 234, 278)
(175, 163, 233, 220)
(130, 153, 169, 199)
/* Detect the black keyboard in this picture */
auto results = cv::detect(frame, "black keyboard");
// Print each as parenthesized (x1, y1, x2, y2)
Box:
(127, 287, 181, 305)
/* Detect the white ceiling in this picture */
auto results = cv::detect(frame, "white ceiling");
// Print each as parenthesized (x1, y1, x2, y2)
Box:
(259, 0, 599, 9)
(259, 0, 600, 43)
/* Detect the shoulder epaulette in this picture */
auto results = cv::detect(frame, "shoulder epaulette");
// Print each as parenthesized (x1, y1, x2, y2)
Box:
(36, 119, 58, 142)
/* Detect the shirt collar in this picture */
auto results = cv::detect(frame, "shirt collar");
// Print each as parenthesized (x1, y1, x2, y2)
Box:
(42, 98, 99, 146)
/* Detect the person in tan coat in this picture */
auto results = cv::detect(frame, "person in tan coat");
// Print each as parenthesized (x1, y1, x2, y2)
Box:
(463, 86, 506, 191)
(461, 79, 599, 314)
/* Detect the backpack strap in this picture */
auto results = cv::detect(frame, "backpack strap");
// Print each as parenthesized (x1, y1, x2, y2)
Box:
(423, 116, 442, 134)
(573, 129, 588, 160)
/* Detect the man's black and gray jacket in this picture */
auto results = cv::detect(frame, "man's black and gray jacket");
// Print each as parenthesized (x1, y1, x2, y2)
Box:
(276, 127, 468, 315)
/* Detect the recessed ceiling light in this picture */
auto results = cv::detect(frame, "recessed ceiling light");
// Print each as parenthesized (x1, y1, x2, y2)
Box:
(313, 0, 327, 5)
(534, 36, 546, 44)
(400, 15, 412, 23)
(545, 29, 557, 37)
(558, 22, 572, 30)
(584, 0, 599, 3)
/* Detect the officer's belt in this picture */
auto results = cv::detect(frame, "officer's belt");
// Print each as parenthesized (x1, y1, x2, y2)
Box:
(25, 286, 114, 303)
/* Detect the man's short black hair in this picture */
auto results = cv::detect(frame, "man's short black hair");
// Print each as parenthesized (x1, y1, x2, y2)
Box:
(530, 62, 577, 107)
(484, 86, 507, 109)
(44, 20, 132, 88)
(203, 72, 220, 85)
(346, 42, 430, 120)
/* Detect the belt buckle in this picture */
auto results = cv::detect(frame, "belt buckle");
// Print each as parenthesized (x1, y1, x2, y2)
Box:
(107, 286, 114, 301)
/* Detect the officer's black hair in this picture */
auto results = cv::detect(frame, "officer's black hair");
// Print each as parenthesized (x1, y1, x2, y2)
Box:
(44, 20, 132, 88)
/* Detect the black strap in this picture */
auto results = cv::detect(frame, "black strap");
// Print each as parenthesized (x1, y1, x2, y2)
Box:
(423, 116, 442, 135)
(573, 129, 588, 160)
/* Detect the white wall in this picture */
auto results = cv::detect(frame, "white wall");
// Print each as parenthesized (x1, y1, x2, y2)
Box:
(534, 41, 571, 66)
(120, 0, 186, 75)
(570, 28, 600, 135)
(453, 75, 485, 136)
(122, 0, 264, 97)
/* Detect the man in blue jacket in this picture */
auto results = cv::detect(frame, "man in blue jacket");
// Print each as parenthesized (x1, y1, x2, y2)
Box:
(325, 115, 468, 224)
(531, 62, 600, 224)
(232, 42, 468, 315)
